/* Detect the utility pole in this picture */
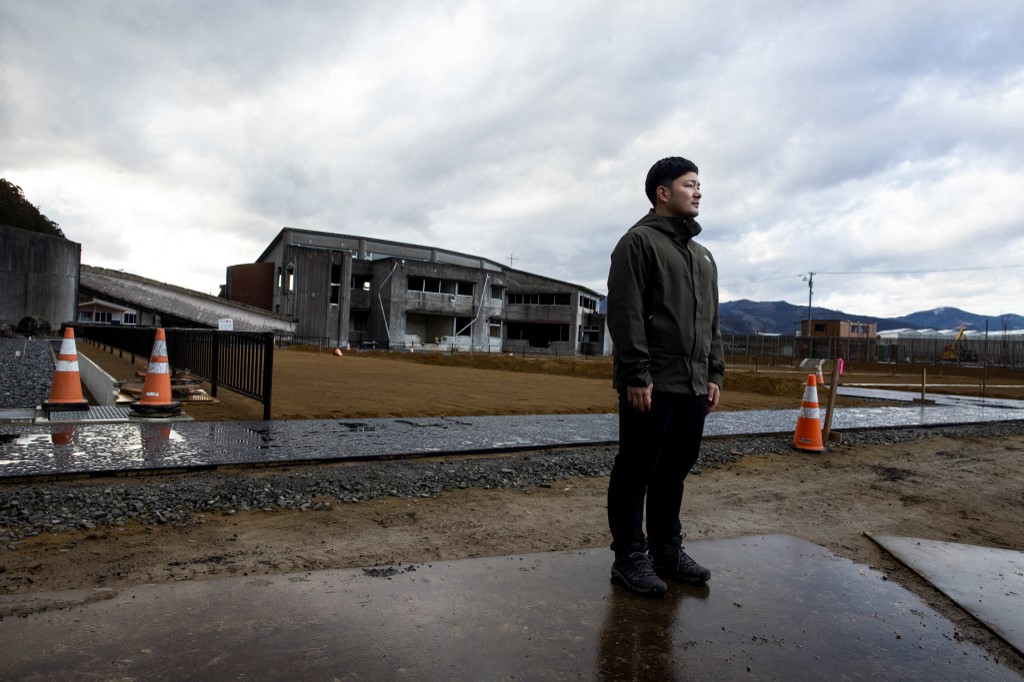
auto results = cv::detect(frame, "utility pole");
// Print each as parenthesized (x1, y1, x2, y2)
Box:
(508, 253, 518, 267)
(803, 272, 815, 356)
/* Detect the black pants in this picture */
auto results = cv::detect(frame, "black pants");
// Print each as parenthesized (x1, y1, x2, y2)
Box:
(607, 390, 708, 555)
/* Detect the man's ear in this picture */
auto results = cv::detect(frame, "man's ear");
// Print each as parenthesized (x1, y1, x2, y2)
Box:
(655, 184, 670, 204)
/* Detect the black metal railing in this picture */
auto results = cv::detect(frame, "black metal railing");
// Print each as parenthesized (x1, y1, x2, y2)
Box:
(76, 325, 275, 419)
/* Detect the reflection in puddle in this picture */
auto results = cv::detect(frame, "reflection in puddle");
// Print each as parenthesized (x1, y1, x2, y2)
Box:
(340, 422, 375, 432)
(1, 400, 1022, 480)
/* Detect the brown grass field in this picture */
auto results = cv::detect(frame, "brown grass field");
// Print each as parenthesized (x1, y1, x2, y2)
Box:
(78, 342, 1024, 421)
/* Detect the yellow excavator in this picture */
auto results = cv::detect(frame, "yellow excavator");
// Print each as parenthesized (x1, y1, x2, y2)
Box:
(942, 326, 977, 362)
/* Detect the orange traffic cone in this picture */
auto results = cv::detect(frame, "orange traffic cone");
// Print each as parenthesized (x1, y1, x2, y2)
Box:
(793, 374, 824, 453)
(815, 362, 826, 388)
(44, 327, 89, 411)
(130, 328, 182, 417)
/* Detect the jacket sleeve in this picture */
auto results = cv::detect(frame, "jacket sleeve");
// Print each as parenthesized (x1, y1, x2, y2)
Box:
(707, 257, 725, 388)
(708, 303, 725, 388)
(607, 231, 653, 387)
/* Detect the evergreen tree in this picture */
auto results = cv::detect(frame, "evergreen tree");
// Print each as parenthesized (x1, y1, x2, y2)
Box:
(0, 179, 65, 238)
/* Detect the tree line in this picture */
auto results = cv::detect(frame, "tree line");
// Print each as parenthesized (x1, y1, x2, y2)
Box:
(0, 179, 65, 238)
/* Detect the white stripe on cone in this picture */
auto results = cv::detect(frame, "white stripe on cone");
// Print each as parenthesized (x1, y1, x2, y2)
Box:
(55, 360, 80, 372)
(153, 340, 168, 357)
(148, 361, 169, 374)
(59, 338, 77, 355)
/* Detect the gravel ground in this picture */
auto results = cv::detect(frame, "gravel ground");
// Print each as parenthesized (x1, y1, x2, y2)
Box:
(2, 420, 1022, 543)
(3, 342, 1022, 542)
(0, 337, 53, 409)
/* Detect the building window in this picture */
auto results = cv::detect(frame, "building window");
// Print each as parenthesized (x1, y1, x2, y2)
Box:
(329, 262, 343, 305)
(78, 310, 93, 322)
(491, 285, 503, 300)
(813, 323, 827, 333)
(95, 311, 112, 323)
(352, 275, 372, 291)
(284, 265, 295, 293)
(507, 292, 571, 306)
(408, 277, 473, 296)
(580, 296, 597, 311)
(122, 312, 137, 325)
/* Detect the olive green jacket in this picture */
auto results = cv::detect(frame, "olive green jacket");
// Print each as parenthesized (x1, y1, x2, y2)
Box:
(607, 210, 725, 395)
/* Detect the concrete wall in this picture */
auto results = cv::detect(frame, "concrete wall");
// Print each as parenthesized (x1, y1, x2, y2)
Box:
(276, 244, 352, 345)
(0, 225, 80, 329)
(77, 352, 117, 406)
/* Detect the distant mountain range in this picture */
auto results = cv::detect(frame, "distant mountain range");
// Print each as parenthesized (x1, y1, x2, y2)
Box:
(719, 300, 1024, 336)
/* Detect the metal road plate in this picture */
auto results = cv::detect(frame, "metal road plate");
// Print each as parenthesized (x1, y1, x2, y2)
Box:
(870, 534, 1024, 655)
(46, 405, 132, 423)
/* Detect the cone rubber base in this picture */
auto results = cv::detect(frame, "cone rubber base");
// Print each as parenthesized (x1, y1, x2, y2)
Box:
(793, 440, 825, 453)
(43, 401, 90, 411)
(129, 401, 182, 417)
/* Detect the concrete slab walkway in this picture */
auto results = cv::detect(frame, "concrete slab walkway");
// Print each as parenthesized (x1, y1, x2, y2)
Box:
(1, 535, 1020, 681)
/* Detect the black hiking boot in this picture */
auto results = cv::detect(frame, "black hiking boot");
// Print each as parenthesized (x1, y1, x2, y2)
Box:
(611, 551, 668, 596)
(653, 545, 711, 584)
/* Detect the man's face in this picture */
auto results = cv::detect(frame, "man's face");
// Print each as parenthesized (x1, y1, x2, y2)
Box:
(657, 172, 701, 218)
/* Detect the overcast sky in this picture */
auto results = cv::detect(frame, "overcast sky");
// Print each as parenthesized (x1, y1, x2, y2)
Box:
(3, 1, 1023, 319)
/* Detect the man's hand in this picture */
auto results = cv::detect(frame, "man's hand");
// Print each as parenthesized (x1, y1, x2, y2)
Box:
(626, 384, 653, 413)
(706, 382, 721, 415)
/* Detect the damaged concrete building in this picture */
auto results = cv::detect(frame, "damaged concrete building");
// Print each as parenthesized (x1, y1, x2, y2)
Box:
(225, 229, 608, 355)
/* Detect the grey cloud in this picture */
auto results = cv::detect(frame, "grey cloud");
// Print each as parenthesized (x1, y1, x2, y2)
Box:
(3, 1, 1023, 316)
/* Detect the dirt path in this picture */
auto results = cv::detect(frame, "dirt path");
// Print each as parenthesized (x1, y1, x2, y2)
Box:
(4, 431, 1021, 599)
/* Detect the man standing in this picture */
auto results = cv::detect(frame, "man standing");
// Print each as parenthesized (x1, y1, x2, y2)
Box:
(605, 156, 725, 596)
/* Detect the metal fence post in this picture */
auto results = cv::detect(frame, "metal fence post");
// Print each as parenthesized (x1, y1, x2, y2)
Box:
(262, 332, 274, 420)
(210, 331, 220, 398)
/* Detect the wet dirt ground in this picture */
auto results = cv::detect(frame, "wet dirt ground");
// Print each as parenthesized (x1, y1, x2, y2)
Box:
(3, 348, 1024, 672)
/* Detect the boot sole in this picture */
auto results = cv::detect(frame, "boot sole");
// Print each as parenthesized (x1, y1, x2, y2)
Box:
(610, 571, 667, 597)
(655, 568, 711, 584)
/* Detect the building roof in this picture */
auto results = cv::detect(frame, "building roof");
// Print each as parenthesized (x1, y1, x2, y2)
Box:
(257, 227, 604, 298)
(80, 265, 295, 333)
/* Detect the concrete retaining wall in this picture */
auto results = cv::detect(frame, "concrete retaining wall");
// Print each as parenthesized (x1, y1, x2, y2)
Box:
(77, 353, 118, 406)
(0, 225, 80, 328)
